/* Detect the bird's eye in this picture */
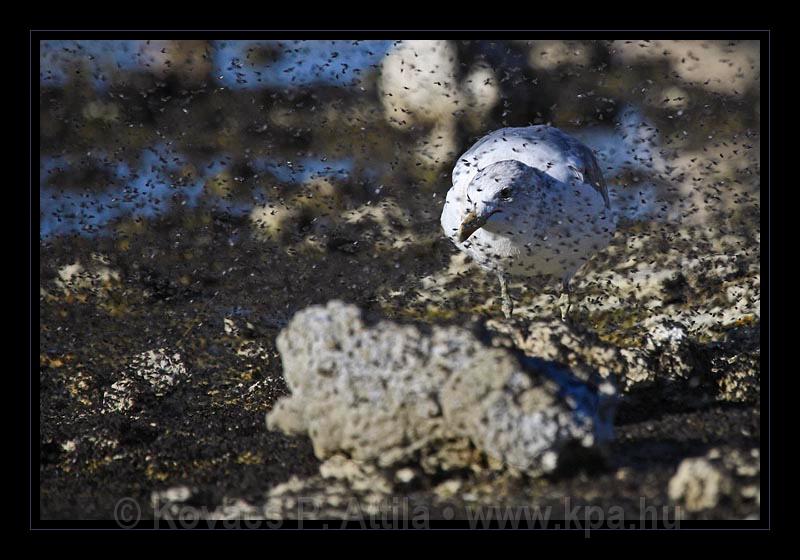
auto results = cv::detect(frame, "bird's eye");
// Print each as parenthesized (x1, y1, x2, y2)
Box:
(499, 188, 512, 199)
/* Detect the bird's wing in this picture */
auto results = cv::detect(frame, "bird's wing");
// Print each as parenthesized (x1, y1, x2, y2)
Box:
(567, 141, 611, 209)
(452, 126, 610, 208)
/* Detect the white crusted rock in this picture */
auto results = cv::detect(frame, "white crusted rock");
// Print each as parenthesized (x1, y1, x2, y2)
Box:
(56, 253, 121, 298)
(668, 457, 731, 512)
(267, 301, 615, 477)
(102, 349, 188, 416)
(489, 315, 758, 403)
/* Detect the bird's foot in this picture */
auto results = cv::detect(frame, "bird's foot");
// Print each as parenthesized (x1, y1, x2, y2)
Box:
(558, 293, 572, 323)
(502, 297, 514, 319)
(498, 274, 514, 319)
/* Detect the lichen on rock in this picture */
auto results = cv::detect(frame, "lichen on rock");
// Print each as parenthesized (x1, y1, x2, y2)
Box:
(489, 315, 759, 405)
(668, 447, 760, 514)
(55, 253, 122, 298)
(102, 349, 188, 417)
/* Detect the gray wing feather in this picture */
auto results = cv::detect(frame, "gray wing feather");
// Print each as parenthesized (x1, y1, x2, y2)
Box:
(572, 142, 611, 209)
(453, 125, 610, 209)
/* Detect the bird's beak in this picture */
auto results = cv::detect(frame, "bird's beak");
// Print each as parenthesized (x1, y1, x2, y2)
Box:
(457, 211, 487, 242)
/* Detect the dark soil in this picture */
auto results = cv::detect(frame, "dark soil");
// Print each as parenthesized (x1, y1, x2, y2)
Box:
(39, 210, 760, 521)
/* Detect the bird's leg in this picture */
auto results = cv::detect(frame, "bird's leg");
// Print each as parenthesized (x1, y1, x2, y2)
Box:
(498, 273, 513, 319)
(559, 275, 572, 322)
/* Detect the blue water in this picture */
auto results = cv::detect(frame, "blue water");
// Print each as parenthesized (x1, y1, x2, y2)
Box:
(40, 40, 142, 89)
(249, 157, 354, 184)
(213, 40, 391, 90)
(40, 40, 385, 238)
(40, 147, 356, 239)
(40, 40, 391, 91)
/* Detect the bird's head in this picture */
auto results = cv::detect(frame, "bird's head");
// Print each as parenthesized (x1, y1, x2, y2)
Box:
(457, 160, 544, 242)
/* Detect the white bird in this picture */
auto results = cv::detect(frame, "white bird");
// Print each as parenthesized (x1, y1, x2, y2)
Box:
(440, 125, 615, 319)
